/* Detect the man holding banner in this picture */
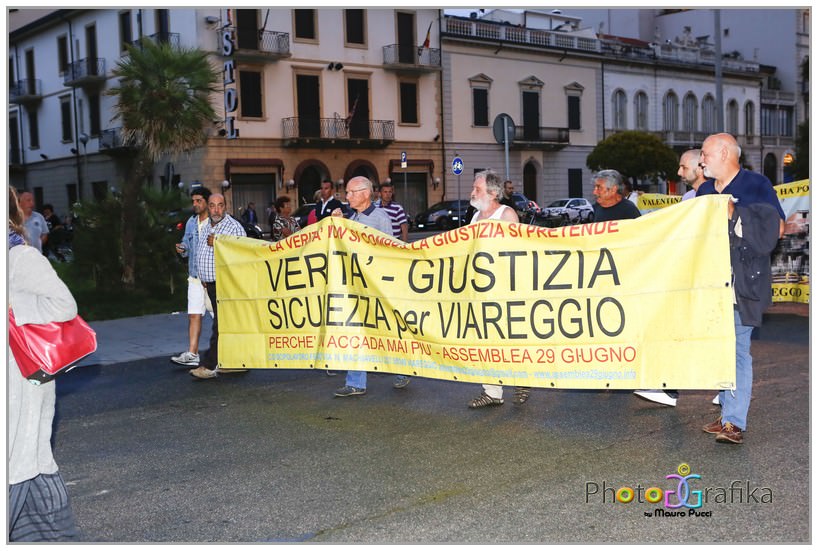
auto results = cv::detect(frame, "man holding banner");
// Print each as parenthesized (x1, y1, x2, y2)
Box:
(332, 176, 394, 397)
(698, 133, 785, 444)
(465, 170, 531, 408)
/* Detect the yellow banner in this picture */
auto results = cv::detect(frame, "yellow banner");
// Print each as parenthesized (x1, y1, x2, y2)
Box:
(772, 179, 810, 303)
(215, 196, 736, 390)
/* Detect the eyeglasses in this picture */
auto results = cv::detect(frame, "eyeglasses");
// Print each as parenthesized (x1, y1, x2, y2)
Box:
(347, 188, 369, 194)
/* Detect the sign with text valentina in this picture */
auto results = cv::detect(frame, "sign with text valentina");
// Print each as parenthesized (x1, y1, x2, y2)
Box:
(214, 196, 736, 390)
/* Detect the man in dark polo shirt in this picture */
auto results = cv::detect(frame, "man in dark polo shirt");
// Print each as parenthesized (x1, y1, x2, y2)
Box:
(591, 169, 641, 222)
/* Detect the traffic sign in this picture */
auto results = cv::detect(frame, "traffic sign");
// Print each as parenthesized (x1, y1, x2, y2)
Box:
(401, 151, 407, 169)
(451, 157, 464, 176)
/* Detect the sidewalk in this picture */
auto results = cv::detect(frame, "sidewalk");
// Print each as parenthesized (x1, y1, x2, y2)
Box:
(78, 311, 212, 367)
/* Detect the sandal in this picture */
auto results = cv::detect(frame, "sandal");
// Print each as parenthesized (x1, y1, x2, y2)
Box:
(468, 392, 504, 409)
(513, 386, 531, 405)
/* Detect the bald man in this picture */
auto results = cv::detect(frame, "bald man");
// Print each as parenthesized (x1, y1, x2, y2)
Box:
(18, 192, 49, 253)
(189, 192, 247, 380)
(678, 148, 708, 201)
(697, 133, 785, 444)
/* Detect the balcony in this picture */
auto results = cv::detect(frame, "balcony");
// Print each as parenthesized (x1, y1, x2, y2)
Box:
(658, 130, 709, 147)
(132, 31, 181, 49)
(99, 127, 135, 155)
(9, 79, 43, 104)
(64, 58, 106, 87)
(382, 44, 441, 72)
(282, 117, 394, 148)
(511, 125, 570, 150)
(761, 134, 795, 147)
(761, 89, 796, 104)
(444, 17, 600, 53)
(222, 28, 290, 62)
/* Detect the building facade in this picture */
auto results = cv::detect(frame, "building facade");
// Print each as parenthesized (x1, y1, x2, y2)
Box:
(9, 8, 444, 226)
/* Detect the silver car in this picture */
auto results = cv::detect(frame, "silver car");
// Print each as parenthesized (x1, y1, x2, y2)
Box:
(542, 198, 595, 224)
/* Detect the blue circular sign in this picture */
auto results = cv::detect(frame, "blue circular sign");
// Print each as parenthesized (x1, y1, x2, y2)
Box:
(451, 157, 464, 176)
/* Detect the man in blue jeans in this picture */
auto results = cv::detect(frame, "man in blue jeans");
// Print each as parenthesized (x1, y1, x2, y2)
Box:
(330, 176, 393, 398)
(697, 133, 784, 444)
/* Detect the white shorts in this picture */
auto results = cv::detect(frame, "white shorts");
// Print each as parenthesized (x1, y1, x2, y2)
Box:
(187, 277, 213, 317)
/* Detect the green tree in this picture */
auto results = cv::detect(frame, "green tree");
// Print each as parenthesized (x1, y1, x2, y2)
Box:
(586, 131, 679, 187)
(108, 40, 218, 288)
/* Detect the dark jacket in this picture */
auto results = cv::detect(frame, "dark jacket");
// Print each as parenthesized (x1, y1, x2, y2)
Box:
(729, 202, 781, 327)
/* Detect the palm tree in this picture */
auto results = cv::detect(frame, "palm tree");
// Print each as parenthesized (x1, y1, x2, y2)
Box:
(108, 39, 219, 288)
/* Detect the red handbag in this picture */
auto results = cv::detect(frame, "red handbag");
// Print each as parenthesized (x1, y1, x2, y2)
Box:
(8, 308, 97, 385)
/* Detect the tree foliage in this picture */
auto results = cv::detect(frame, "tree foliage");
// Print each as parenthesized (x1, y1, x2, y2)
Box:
(106, 40, 219, 287)
(586, 131, 679, 184)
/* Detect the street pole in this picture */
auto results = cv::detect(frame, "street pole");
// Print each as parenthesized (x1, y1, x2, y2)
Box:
(714, 9, 724, 132)
(503, 115, 510, 180)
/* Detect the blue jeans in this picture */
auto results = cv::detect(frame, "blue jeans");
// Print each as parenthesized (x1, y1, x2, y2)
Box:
(720, 309, 754, 430)
(345, 370, 367, 389)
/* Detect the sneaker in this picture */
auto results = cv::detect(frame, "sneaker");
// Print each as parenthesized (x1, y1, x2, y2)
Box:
(172, 351, 200, 366)
(334, 385, 366, 397)
(702, 418, 723, 434)
(633, 390, 677, 407)
(216, 367, 249, 374)
(715, 422, 743, 444)
(712, 394, 720, 405)
(189, 366, 217, 379)
(393, 375, 411, 389)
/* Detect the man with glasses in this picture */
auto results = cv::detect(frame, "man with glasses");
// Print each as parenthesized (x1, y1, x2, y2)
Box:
(331, 176, 393, 397)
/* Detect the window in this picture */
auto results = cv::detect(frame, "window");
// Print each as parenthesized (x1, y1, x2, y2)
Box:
(10, 56, 15, 84)
(612, 89, 627, 130)
(472, 88, 488, 127)
(9, 113, 20, 164)
(399, 80, 418, 124)
(634, 91, 648, 130)
(60, 96, 73, 142)
(701, 95, 716, 133)
(726, 99, 739, 135)
(294, 9, 317, 40)
(663, 91, 679, 131)
(567, 96, 581, 130)
(344, 9, 366, 46)
(92, 181, 108, 201)
(66, 183, 77, 207)
(27, 107, 39, 149)
(119, 10, 132, 52)
(568, 169, 583, 197)
(239, 69, 263, 118)
(682, 93, 697, 132)
(744, 101, 755, 136)
(88, 92, 101, 136)
(761, 105, 775, 136)
(57, 35, 69, 75)
(778, 106, 793, 137)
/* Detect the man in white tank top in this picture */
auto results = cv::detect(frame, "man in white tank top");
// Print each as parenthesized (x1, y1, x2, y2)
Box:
(466, 170, 532, 408)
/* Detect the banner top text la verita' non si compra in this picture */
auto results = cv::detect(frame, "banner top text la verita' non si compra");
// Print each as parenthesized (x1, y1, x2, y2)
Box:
(215, 195, 736, 390)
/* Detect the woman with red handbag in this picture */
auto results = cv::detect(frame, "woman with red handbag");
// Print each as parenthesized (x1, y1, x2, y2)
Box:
(7, 186, 79, 541)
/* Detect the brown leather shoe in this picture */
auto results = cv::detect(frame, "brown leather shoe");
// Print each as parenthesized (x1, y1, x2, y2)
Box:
(715, 422, 743, 444)
(702, 418, 723, 434)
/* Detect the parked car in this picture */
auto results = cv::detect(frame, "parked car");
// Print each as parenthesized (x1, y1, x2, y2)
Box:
(508, 192, 536, 213)
(540, 198, 595, 224)
(292, 202, 316, 228)
(414, 200, 470, 230)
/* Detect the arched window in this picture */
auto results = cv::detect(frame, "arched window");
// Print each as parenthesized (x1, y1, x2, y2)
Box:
(682, 93, 698, 132)
(612, 89, 627, 130)
(663, 91, 679, 131)
(702, 94, 717, 133)
(744, 101, 755, 137)
(726, 99, 739, 136)
(634, 91, 649, 130)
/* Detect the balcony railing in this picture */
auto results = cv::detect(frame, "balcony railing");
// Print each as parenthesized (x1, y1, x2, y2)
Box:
(132, 31, 181, 49)
(64, 58, 106, 86)
(282, 117, 395, 144)
(224, 27, 290, 60)
(762, 89, 796, 103)
(513, 125, 570, 145)
(444, 17, 601, 53)
(99, 127, 132, 151)
(382, 44, 441, 70)
(9, 79, 42, 103)
(658, 130, 709, 145)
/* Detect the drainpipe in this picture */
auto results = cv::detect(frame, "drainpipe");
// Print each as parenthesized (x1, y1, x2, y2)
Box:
(64, 14, 84, 200)
(13, 45, 28, 189)
(437, 9, 446, 200)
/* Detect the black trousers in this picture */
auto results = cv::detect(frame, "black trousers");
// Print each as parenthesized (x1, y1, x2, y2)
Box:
(201, 282, 219, 369)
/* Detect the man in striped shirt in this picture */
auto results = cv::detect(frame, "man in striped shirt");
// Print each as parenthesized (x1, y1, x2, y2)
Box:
(374, 182, 409, 241)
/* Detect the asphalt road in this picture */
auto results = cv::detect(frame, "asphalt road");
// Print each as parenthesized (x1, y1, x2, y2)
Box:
(53, 312, 809, 543)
